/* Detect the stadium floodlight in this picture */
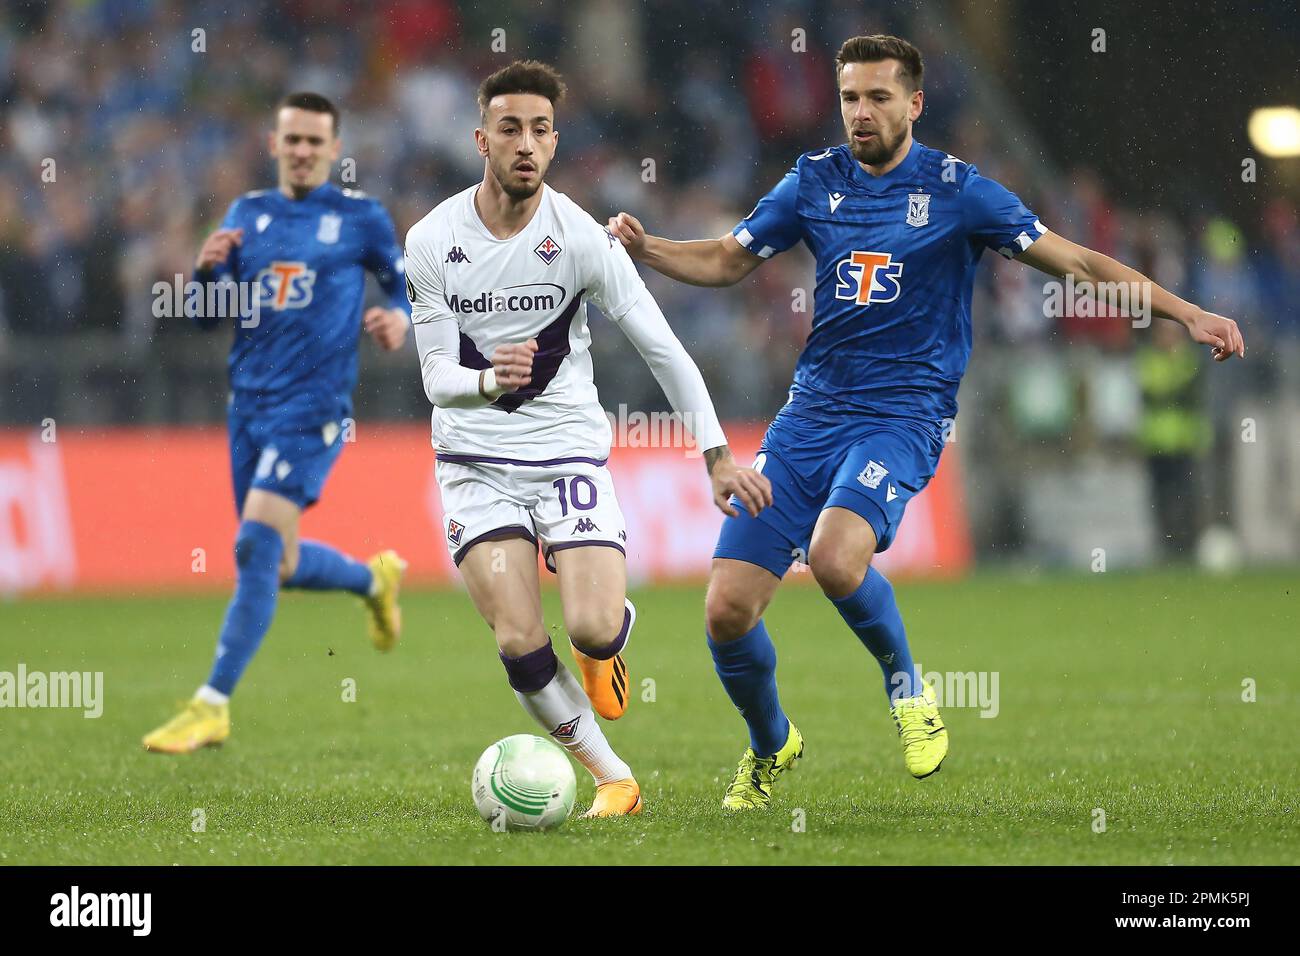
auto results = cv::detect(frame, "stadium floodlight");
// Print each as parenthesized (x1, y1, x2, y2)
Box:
(1247, 106, 1300, 157)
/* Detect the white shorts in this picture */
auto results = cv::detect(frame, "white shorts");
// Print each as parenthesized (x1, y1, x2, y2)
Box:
(435, 454, 627, 572)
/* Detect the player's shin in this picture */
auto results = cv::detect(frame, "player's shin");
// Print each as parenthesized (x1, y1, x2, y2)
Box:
(708, 621, 790, 757)
(205, 521, 284, 697)
(501, 642, 631, 784)
(830, 565, 920, 701)
(282, 540, 373, 594)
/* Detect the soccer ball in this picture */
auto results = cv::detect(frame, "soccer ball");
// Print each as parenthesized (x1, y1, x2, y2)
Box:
(472, 734, 576, 831)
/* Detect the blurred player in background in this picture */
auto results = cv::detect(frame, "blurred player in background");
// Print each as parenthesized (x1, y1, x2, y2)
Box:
(143, 93, 413, 754)
(406, 61, 770, 816)
(609, 34, 1245, 809)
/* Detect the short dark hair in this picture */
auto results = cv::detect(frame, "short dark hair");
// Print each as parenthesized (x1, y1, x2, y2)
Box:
(477, 60, 567, 120)
(277, 91, 340, 135)
(835, 35, 924, 92)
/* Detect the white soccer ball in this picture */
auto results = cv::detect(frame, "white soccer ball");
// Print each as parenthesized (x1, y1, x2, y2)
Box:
(472, 734, 576, 832)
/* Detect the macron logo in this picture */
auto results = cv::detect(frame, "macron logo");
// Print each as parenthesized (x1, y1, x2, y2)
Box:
(829, 192, 845, 214)
(50, 886, 151, 936)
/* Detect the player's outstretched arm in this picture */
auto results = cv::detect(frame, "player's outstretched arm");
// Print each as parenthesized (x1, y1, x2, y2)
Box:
(607, 212, 764, 288)
(611, 285, 772, 517)
(1017, 231, 1246, 361)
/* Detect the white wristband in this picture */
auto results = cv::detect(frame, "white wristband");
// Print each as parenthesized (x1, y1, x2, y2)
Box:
(479, 368, 506, 400)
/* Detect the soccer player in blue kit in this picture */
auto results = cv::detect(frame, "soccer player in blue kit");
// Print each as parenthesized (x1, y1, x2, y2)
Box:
(608, 35, 1245, 808)
(143, 93, 414, 753)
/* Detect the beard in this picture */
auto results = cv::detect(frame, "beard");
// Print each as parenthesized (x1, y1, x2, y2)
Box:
(848, 123, 908, 166)
(491, 160, 544, 200)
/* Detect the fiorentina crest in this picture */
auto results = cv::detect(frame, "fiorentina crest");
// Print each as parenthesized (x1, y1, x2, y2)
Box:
(906, 192, 930, 228)
(534, 235, 562, 265)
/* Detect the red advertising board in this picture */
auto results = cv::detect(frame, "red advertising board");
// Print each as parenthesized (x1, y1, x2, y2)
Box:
(0, 424, 970, 594)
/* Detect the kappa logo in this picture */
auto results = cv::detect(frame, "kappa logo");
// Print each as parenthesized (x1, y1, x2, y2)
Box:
(834, 250, 903, 306)
(573, 517, 600, 534)
(255, 261, 316, 310)
(445, 246, 471, 264)
(447, 518, 465, 546)
(857, 460, 889, 490)
(534, 235, 562, 265)
(551, 715, 581, 740)
(829, 192, 846, 214)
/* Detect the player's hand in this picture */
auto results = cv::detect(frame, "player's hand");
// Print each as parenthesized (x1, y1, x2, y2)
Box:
(364, 307, 409, 352)
(492, 338, 538, 391)
(1184, 308, 1245, 361)
(708, 451, 774, 518)
(195, 228, 243, 273)
(606, 212, 647, 258)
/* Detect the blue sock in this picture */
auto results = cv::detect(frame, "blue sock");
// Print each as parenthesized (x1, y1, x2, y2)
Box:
(830, 565, 920, 702)
(708, 620, 789, 756)
(206, 521, 283, 696)
(283, 540, 372, 595)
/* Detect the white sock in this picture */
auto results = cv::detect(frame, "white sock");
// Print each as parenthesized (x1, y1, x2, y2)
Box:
(195, 685, 229, 706)
(515, 665, 632, 785)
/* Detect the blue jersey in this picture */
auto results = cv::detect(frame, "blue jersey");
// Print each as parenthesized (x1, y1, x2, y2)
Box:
(733, 140, 1044, 423)
(195, 182, 410, 425)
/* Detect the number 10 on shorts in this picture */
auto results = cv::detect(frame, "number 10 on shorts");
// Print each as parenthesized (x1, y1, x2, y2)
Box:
(553, 476, 598, 516)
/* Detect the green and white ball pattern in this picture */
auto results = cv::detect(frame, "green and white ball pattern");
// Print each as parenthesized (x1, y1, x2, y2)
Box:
(472, 734, 577, 831)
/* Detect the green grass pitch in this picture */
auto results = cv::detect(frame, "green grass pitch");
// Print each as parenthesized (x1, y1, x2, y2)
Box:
(1, 571, 1296, 865)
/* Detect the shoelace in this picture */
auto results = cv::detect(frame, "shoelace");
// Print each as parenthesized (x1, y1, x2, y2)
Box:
(725, 750, 781, 802)
(893, 702, 939, 747)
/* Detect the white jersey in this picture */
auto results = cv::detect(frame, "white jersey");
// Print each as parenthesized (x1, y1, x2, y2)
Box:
(405, 184, 645, 462)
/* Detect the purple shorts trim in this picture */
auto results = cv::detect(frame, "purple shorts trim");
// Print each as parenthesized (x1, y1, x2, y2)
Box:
(452, 524, 538, 566)
(542, 539, 626, 574)
(437, 452, 609, 468)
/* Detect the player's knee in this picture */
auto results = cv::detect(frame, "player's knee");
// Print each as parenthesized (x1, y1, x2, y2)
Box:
(565, 602, 626, 653)
(233, 522, 282, 574)
(495, 621, 549, 659)
(808, 543, 869, 599)
(705, 583, 762, 642)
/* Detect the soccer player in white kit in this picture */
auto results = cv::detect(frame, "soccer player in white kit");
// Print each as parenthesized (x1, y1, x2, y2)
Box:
(405, 61, 772, 817)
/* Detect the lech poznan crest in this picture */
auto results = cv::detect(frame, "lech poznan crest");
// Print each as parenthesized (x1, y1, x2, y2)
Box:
(317, 212, 342, 244)
(906, 192, 930, 228)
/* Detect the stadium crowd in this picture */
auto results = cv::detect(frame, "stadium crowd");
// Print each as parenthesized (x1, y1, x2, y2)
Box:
(2, 0, 1297, 562)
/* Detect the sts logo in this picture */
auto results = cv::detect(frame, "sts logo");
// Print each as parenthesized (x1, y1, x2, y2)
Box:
(255, 261, 317, 310)
(834, 251, 903, 305)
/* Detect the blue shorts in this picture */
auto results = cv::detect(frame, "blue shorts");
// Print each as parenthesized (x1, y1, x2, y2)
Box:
(715, 405, 943, 578)
(229, 412, 347, 514)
